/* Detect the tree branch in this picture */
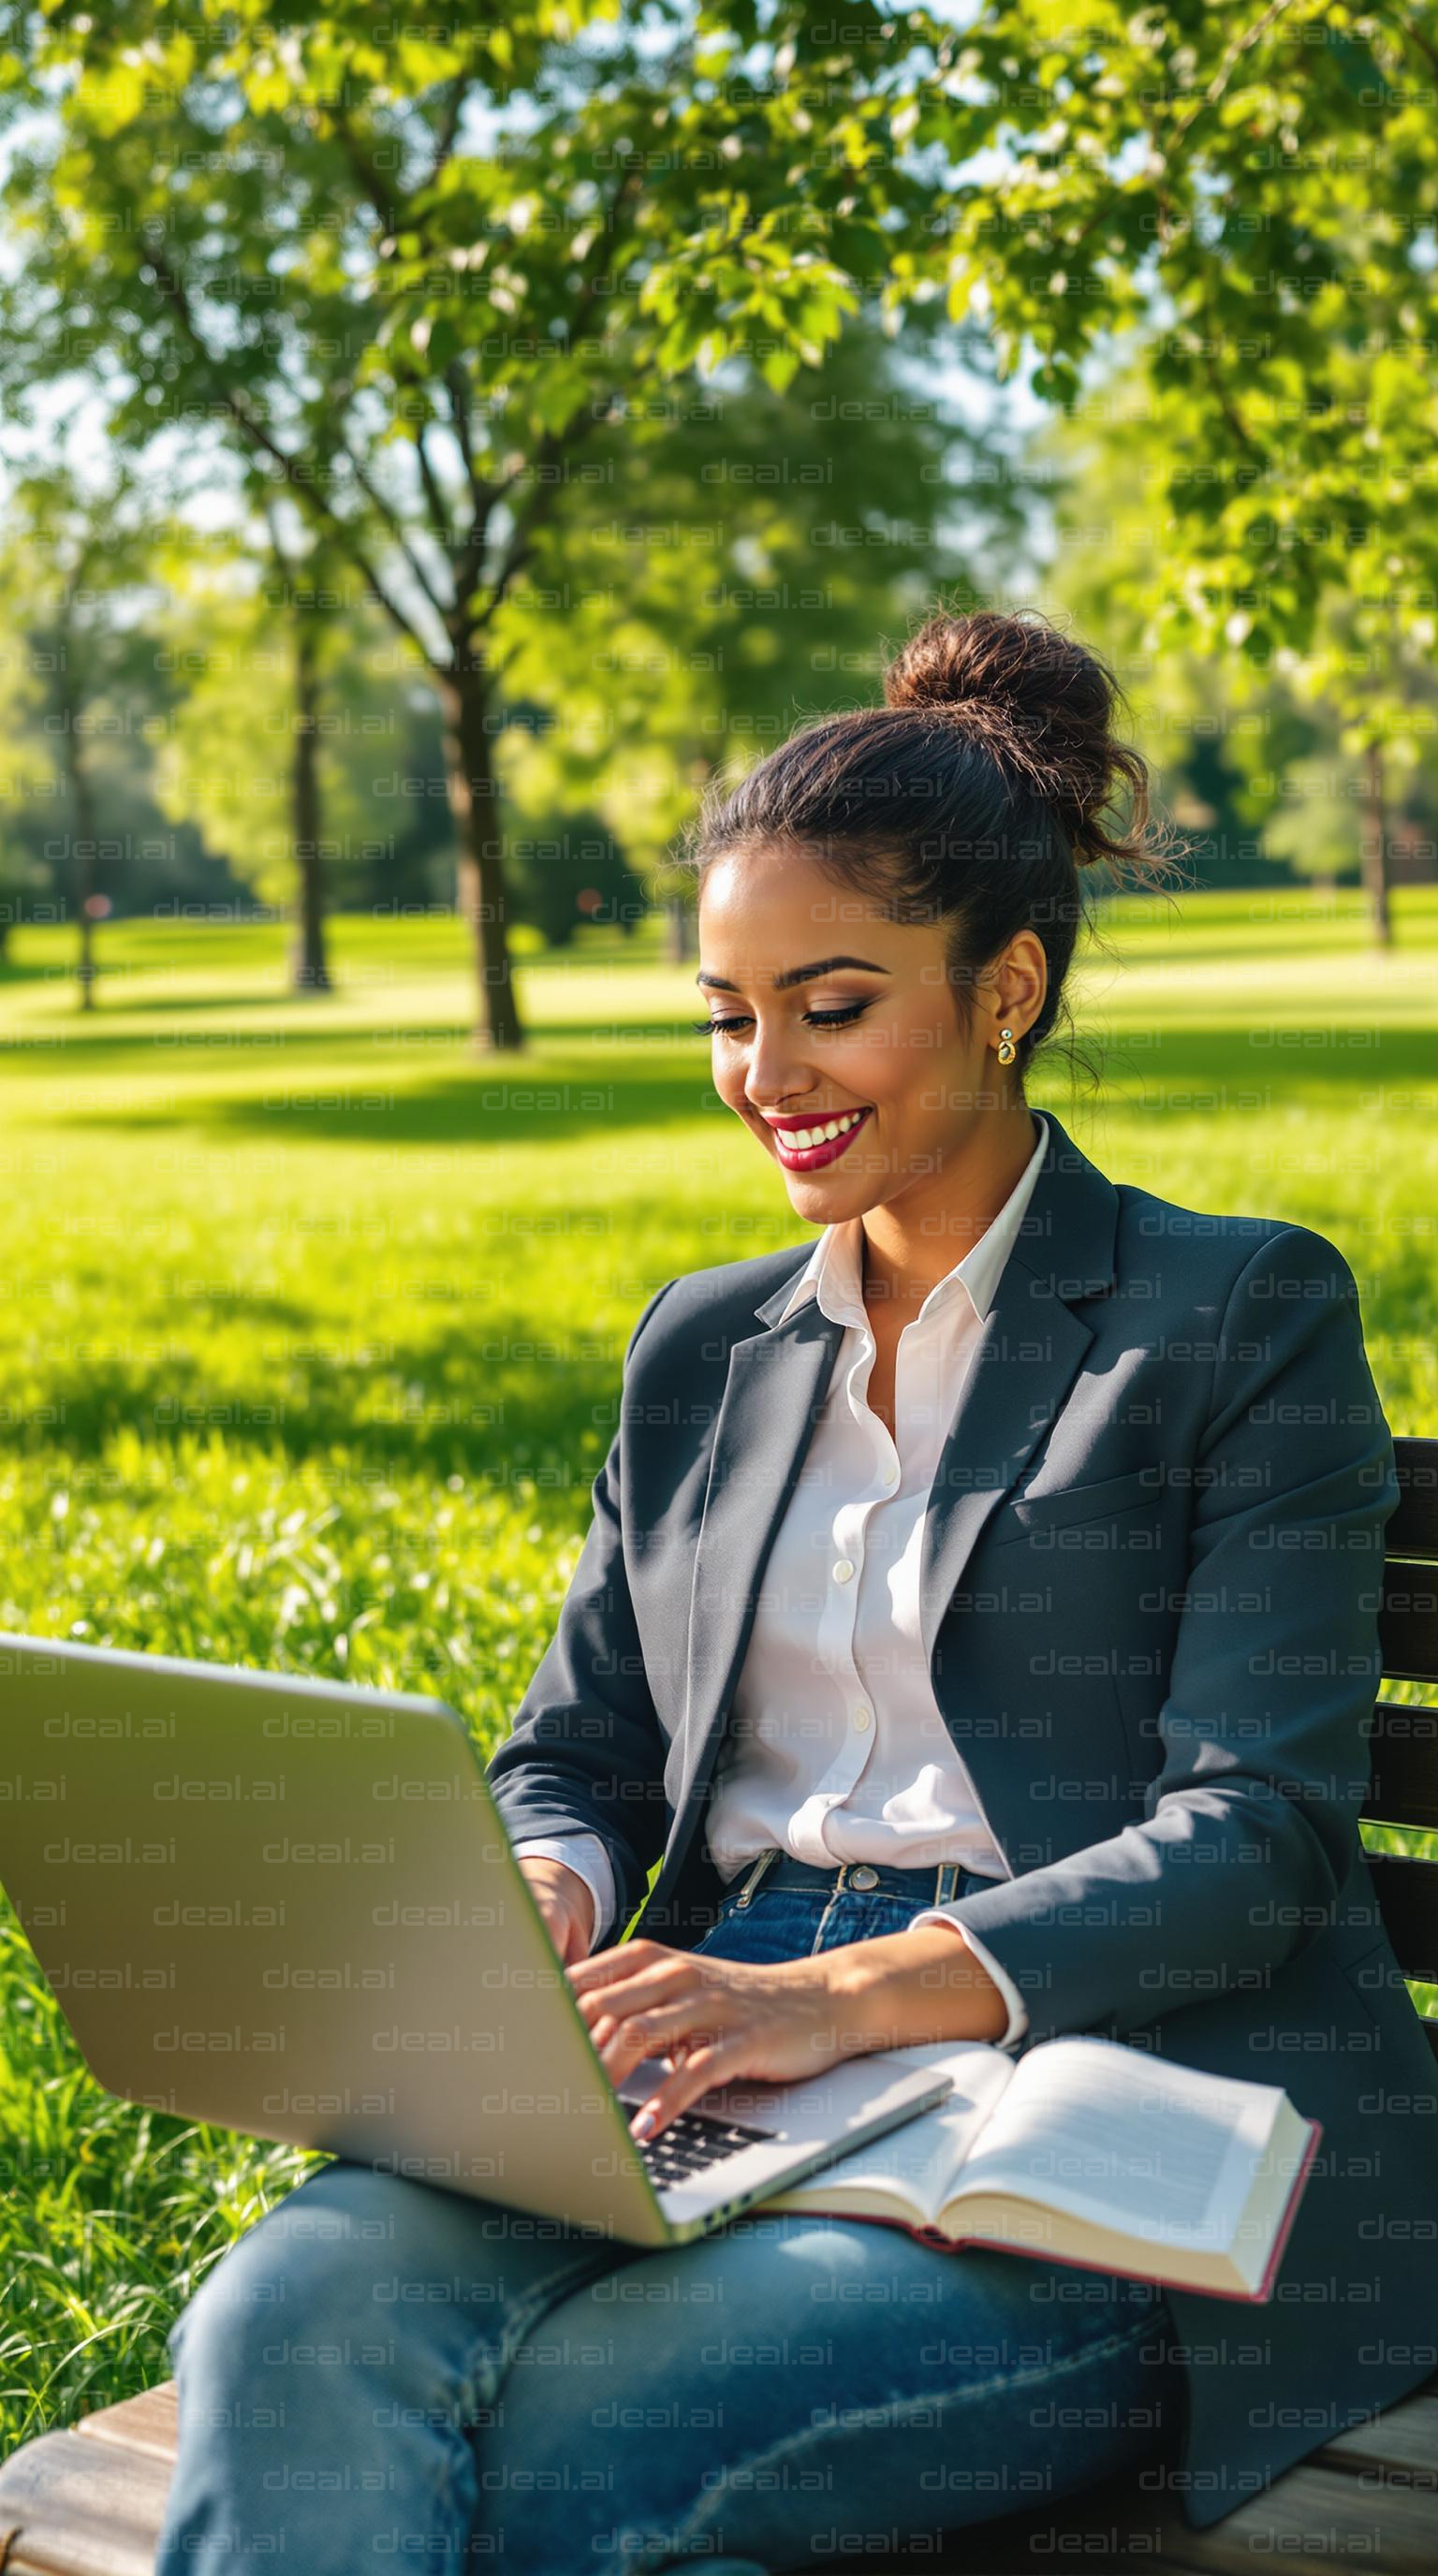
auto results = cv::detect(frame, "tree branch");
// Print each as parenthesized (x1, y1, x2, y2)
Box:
(1063, 0, 1299, 264)
(330, 429, 454, 622)
(1167, 0, 1301, 154)
(139, 239, 448, 676)
(430, 70, 473, 184)
(468, 390, 624, 628)
(416, 420, 459, 550)
(446, 359, 492, 508)
(459, 159, 643, 611)
(1367, 6, 1438, 80)
(323, 105, 401, 237)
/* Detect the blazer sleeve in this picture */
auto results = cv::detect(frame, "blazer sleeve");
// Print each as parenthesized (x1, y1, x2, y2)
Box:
(484, 1279, 676, 1935)
(510, 1831, 618, 1951)
(944, 1224, 1402, 2051)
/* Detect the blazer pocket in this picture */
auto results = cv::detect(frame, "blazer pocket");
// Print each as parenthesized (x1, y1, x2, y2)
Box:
(984, 1466, 1160, 1545)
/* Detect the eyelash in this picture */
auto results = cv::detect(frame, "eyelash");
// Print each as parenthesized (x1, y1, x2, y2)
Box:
(690, 1003, 873, 1038)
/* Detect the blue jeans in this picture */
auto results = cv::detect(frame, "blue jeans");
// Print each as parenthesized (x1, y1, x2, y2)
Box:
(155, 1857, 1184, 2574)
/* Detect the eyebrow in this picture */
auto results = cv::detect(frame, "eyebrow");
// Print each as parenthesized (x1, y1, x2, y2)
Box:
(694, 955, 892, 995)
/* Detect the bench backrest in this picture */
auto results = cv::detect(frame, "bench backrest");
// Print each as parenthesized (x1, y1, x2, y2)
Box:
(1368, 1436, 1438, 2056)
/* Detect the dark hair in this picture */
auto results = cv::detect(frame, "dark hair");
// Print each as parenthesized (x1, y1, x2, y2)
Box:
(677, 607, 1170, 1080)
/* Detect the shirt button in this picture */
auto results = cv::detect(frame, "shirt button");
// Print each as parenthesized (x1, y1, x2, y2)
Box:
(853, 1706, 872, 1731)
(882, 1464, 899, 1486)
(833, 1559, 855, 1583)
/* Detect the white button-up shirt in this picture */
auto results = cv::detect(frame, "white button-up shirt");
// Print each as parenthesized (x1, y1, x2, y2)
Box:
(515, 1111, 1052, 2051)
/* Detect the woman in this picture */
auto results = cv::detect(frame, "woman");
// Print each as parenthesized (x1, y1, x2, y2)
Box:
(157, 611, 1438, 2574)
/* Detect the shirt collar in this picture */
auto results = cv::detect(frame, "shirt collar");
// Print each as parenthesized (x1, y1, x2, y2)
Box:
(774, 1110, 1050, 1334)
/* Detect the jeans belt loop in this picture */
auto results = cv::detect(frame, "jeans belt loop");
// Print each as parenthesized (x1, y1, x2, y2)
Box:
(734, 1847, 781, 1909)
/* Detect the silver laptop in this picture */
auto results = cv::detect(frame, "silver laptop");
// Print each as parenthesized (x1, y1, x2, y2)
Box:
(0, 1633, 953, 2247)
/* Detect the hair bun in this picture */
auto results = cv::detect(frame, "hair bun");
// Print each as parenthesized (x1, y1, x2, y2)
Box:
(882, 608, 1144, 870)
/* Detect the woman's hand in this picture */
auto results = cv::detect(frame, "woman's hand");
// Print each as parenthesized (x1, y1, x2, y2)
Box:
(566, 1939, 868, 2138)
(565, 1920, 1008, 2141)
(515, 1855, 597, 1968)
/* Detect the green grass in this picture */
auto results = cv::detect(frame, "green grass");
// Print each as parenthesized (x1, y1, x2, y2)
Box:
(0, 887, 1435, 2447)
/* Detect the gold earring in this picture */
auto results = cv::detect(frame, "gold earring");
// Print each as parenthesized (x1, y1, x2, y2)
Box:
(996, 1027, 1017, 1066)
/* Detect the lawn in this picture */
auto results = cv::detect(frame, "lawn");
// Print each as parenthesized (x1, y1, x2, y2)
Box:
(0, 886, 1435, 2445)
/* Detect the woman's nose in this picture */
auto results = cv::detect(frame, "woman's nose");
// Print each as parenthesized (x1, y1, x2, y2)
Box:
(743, 1025, 815, 1110)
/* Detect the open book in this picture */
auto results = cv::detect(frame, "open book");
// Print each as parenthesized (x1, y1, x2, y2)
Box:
(756, 2036, 1321, 2303)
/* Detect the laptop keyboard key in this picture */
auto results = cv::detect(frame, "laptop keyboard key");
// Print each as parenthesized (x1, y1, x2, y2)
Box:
(626, 2104, 776, 2188)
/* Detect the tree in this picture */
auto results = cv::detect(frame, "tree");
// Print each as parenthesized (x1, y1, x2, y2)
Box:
(0, 465, 167, 1006)
(0, 604, 50, 961)
(920, 4, 1438, 942)
(0, 2, 997, 1050)
(151, 523, 421, 990)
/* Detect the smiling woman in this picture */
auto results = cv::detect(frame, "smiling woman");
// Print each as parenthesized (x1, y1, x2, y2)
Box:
(152, 608, 1438, 2576)
(675, 610, 1164, 1331)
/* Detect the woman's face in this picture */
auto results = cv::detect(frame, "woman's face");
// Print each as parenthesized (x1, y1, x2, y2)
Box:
(695, 843, 1042, 1225)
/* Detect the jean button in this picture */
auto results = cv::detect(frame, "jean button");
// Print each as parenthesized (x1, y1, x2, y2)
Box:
(848, 1865, 879, 1891)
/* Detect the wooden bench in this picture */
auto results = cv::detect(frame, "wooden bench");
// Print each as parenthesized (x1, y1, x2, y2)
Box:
(2, 1438, 1436, 2576)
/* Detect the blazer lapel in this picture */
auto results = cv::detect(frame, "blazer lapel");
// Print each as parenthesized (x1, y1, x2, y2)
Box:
(915, 1275, 1096, 1665)
(916, 1114, 1121, 1657)
(679, 1289, 845, 1794)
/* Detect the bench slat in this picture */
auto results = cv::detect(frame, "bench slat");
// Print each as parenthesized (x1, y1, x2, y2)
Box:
(1137, 2463, 1438, 2572)
(1391, 1440, 1438, 1564)
(0, 2429, 173, 2576)
(1364, 1704, 1438, 1831)
(1315, 2385, 1438, 2480)
(1365, 1853, 1438, 1983)
(74, 2381, 179, 2466)
(1380, 1573, 1438, 1684)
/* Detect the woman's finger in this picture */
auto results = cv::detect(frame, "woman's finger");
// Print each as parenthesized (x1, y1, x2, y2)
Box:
(566, 1937, 681, 1993)
(627, 2038, 741, 2144)
(596, 1991, 737, 2087)
(567, 1951, 703, 2031)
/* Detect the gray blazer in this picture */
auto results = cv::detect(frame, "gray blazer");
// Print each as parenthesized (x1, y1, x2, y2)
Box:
(487, 1107, 1438, 2532)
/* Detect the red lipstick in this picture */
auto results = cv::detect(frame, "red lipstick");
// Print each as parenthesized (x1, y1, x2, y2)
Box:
(765, 1105, 873, 1172)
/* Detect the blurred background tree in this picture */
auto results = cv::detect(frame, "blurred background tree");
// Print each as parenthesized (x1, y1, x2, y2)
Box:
(0, 464, 178, 1005)
(927, 1, 1438, 943)
(150, 524, 432, 993)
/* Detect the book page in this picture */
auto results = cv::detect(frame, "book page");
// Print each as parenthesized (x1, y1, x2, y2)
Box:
(768, 2042, 1016, 2225)
(951, 2037, 1281, 2247)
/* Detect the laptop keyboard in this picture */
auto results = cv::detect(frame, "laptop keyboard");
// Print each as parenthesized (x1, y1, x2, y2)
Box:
(624, 2103, 777, 2191)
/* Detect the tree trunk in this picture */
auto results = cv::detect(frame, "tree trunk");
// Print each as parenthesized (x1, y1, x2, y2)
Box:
(666, 893, 695, 962)
(441, 655, 524, 1052)
(62, 695, 97, 1011)
(289, 612, 331, 993)
(1357, 744, 1394, 948)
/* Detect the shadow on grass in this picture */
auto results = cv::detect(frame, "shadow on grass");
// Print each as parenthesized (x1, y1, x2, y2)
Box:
(33, 1019, 1434, 1152)
(14, 1317, 717, 1490)
(1064, 1024, 1436, 1106)
(50, 990, 359, 1018)
(15, 1194, 1435, 1486)
(60, 1056, 717, 1148)
(2, 1004, 703, 1049)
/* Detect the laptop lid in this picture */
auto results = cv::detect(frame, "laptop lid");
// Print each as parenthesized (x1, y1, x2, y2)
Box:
(0, 1632, 683, 2244)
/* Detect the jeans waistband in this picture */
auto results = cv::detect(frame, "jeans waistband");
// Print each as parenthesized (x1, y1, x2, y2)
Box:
(724, 1848, 997, 1910)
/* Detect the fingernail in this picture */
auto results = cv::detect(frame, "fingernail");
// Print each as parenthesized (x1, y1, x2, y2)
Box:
(630, 2106, 656, 2140)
